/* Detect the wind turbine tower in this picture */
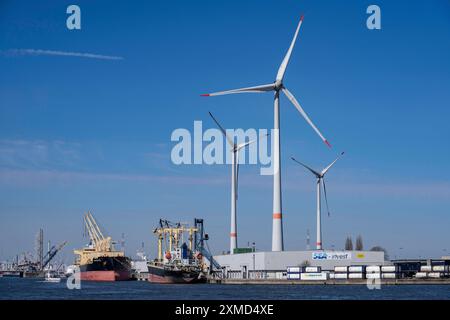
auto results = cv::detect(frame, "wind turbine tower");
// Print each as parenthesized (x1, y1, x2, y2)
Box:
(208, 112, 264, 254)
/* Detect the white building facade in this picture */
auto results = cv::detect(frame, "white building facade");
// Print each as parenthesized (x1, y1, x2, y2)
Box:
(213, 250, 385, 279)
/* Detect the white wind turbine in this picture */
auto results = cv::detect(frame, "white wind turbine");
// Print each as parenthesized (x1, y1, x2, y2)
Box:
(202, 15, 331, 251)
(291, 152, 344, 250)
(208, 112, 266, 254)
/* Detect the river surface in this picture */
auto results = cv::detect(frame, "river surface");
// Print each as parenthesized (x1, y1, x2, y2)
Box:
(0, 278, 449, 300)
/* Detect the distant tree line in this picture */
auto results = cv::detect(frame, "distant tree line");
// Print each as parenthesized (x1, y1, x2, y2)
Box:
(343, 235, 389, 259)
(344, 235, 364, 250)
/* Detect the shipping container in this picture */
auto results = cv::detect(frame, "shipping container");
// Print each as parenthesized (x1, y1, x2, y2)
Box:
(366, 273, 381, 279)
(287, 267, 302, 273)
(420, 265, 432, 272)
(233, 247, 254, 254)
(348, 266, 365, 273)
(300, 272, 328, 281)
(381, 273, 397, 279)
(432, 265, 445, 272)
(415, 272, 428, 278)
(348, 273, 364, 279)
(334, 266, 348, 273)
(381, 265, 397, 272)
(287, 273, 300, 280)
(427, 272, 442, 278)
(366, 266, 381, 273)
(334, 273, 348, 279)
(305, 266, 321, 273)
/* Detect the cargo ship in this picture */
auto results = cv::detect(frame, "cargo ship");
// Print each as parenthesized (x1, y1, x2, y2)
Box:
(74, 211, 131, 281)
(147, 219, 209, 284)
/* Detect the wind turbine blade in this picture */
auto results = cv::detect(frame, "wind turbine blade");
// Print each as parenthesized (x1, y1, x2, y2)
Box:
(322, 178, 331, 217)
(236, 133, 269, 150)
(201, 83, 276, 97)
(237, 139, 255, 150)
(291, 157, 321, 177)
(208, 112, 234, 147)
(321, 151, 345, 176)
(282, 87, 331, 148)
(276, 15, 304, 82)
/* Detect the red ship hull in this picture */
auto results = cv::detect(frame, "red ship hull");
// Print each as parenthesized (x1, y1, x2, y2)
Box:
(80, 270, 131, 281)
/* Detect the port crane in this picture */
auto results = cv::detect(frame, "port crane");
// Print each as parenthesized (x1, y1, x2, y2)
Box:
(152, 218, 221, 272)
(42, 241, 67, 270)
(15, 241, 66, 272)
(153, 219, 197, 261)
(194, 218, 221, 272)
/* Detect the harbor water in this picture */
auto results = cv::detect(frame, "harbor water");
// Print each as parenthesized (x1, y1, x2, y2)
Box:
(0, 278, 449, 300)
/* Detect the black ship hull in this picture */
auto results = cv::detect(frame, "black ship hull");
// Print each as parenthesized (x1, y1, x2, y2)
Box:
(147, 264, 206, 284)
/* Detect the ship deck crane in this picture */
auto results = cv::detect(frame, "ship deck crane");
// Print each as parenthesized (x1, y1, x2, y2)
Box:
(84, 210, 114, 252)
(153, 219, 198, 261)
(74, 211, 125, 267)
(194, 218, 221, 272)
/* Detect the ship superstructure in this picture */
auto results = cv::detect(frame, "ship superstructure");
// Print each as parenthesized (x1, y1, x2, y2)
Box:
(74, 211, 131, 281)
(147, 219, 211, 283)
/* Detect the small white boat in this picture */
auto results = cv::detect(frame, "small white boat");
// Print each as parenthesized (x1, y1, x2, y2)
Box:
(44, 271, 61, 283)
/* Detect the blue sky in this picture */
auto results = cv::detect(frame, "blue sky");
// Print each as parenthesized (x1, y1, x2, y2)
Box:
(1, 0, 450, 262)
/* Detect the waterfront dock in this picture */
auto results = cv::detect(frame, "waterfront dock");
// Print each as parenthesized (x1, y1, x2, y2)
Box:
(208, 278, 450, 285)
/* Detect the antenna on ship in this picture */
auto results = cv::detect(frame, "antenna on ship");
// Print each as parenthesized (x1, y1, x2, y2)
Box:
(121, 233, 125, 252)
(306, 229, 311, 251)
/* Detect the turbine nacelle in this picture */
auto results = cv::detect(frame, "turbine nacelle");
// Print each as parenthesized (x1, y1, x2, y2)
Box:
(274, 80, 283, 91)
(291, 152, 345, 217)
(201, 14, 331, 148)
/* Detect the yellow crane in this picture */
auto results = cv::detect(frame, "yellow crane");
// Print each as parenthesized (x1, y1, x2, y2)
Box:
(83, 210, 114, 252)
(153, 219, 198, 261)
(74, 211, 124, 265)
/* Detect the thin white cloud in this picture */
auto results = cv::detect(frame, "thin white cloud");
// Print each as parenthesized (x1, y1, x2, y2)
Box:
(0, 168, 228, 188)
(1, 166, 449, 200)
(282, 174, 450, 199)
(0, 139, 81, 169)
(2, 49, 123, 60)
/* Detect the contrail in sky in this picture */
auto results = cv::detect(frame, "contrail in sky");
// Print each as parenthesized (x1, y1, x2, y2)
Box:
(1, 49, 124, 60)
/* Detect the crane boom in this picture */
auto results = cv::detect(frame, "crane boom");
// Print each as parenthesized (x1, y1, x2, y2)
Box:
(84, 213, 99, 246)
(42, 241, 67, 269)
(82, 211, 113, 252)
(88, 211, 105, 240)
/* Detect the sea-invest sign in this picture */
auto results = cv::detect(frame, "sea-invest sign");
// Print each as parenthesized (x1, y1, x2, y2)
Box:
(312, 251, 352, 260)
